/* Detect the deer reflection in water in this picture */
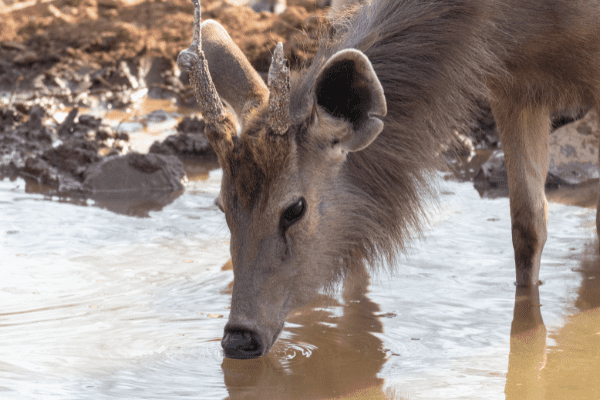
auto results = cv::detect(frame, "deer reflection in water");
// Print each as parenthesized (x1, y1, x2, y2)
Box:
(506, 240, 600, 400)
(221, 266, 391, 400)
(506, 285, 547, 399)
(221, 239, 600, 399)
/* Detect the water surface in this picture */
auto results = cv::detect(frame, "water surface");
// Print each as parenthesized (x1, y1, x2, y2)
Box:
(1, 171, 599, 399)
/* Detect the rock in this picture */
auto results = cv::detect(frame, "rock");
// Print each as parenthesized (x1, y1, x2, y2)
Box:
(0, 106, 53, 169)
(143, 109, 170, 123)
(0, 104, 185, 216)
(148, 132, 214, 157)
(57, 108, 79, 136)
(0, 106, 23, 126)
(83, 152, 185, 193)
(77, 114, 103, 129)
(548, 110, 600, 185)
(251, 0, 287, 14)
(176, 116, 206, 135)
(474, 150, 508, 189)
(18, 156, 84, 192)
(81, 152, 186, 217)
(473, 110, 600, 194)
(474, 150, 565, 196)
(41, 140, 101, 179)
(149, 116, 216, 158)
(0, 105, 129, 193)
(21, 157, 59, 186)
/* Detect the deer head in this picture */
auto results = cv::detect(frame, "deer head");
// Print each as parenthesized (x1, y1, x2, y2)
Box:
(178, 0, 386, 359)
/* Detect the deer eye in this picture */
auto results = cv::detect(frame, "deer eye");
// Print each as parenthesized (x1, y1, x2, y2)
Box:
(280, 198, 306, 233)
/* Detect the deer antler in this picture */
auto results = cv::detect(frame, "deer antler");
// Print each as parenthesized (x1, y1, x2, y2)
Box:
(267, 43, 291, 135)
(177, 0, 236, 155)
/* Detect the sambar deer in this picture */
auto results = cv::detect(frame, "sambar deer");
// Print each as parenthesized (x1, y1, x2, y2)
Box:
(177, 0, 600, 358)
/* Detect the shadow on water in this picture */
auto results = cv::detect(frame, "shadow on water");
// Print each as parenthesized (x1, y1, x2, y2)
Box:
(88, 189, 184, 217)
(0, 158, 219, 217)
(85, 159, 219, 217)
(506, 239, 600, 400)
(221, 267, 393, 400)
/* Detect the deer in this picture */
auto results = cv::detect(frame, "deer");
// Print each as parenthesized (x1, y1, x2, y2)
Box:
(177, 0, 600, 359)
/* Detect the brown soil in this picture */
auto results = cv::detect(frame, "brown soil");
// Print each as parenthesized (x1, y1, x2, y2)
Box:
(0, 0, 328, 207)
(2, 0, 587, 207)
(1, 0, 327, 104)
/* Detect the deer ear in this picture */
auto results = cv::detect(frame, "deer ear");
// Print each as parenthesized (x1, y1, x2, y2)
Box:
(314, 49, 386, 152)
(201, 20, 269, 126)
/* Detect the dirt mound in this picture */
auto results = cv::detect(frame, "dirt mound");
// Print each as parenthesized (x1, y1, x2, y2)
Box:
(1, 0, 328, 110)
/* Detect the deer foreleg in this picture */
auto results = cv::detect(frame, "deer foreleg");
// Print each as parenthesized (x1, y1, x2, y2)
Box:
(491, 101, 551, 286)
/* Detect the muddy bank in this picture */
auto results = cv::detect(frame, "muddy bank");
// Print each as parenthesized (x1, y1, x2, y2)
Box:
(3, 0, 599, 210)
(0, 103, 219, 215)
(1, 0, 327, 111)
(1, 0, 330, 213)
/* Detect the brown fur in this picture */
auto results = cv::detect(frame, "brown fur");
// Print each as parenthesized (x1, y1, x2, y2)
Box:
(290, 0, 499, 271)
(198, 0, 600, 358)
(228, 118, 294, 210)
(289, 0, 600, 282)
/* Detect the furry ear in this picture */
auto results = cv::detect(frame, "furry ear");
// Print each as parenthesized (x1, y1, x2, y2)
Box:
(201, 20, 269, 126)
(314, 49, 387, 152)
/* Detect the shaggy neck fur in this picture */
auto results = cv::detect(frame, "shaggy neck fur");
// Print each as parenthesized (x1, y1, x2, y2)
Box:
(289, 0, 499, 272)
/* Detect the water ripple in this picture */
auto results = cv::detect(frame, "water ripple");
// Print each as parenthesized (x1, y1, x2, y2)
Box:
(1, 174, 599, 399)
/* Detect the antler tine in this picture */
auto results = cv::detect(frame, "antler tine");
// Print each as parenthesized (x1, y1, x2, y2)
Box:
(177, 0, 230, 128)
(267, 43, 291, 135)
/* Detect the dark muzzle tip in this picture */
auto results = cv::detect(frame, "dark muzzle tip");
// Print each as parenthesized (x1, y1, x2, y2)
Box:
(222, 328, 264, 359)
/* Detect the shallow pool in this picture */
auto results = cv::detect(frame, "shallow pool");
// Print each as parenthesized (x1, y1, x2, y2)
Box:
(1, 170, 599, 399)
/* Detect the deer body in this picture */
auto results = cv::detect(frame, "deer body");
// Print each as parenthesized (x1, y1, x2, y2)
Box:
(178, 0, 600, 358)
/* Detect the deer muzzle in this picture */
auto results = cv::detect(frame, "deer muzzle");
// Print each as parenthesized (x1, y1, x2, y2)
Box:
(221, 321, 284, 359)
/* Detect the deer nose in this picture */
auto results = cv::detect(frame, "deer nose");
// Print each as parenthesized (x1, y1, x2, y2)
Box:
(221, 328, 264, 359)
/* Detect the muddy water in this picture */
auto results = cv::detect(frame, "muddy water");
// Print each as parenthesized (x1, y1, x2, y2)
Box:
(2, 168, 600, 399)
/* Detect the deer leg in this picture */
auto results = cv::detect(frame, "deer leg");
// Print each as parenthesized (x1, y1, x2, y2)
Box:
(490, 101, 551, 286)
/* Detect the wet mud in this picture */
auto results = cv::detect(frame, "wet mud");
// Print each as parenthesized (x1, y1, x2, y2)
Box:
(2, 0, 328, 214)
(1, 0, 327, 109)
(0, 102, 220, 215)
